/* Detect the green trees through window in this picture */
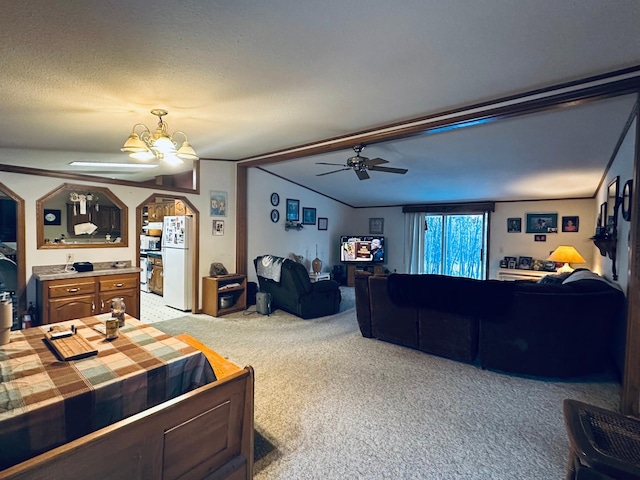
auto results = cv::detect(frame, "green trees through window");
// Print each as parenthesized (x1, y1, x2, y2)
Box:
(424, 213, 486, 279)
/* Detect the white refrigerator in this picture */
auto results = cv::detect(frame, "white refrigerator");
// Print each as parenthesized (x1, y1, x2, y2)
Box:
(162, 215, 194, 311)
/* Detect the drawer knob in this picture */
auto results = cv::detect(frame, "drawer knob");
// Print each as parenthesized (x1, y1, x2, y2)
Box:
(67, 288, 79, 293)
(114, 283, 124, 288)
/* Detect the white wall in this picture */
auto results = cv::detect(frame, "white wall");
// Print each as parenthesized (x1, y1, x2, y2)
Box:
(246, 168, 352, 284)
(489, 199, 597, 279)
(594, 117, 635, 292)
(1, 158, 236, 308)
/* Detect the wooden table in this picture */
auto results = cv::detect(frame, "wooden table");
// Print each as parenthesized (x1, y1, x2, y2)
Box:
(0, 314, 216, 469)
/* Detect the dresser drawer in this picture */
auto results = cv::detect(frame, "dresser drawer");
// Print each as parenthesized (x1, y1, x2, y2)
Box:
(48, 279, 96, 299)
(99, 274, 138, 292)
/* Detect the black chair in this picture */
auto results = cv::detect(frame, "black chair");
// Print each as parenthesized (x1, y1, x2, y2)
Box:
(254, 256, 341, 319)
(563, 399, 640, 479)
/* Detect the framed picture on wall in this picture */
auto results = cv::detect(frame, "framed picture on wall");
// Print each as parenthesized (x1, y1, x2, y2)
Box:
(286, 199, 300, 221)
(213, 220, 224, 236)
(369, 217, 384, 234)
(525, 213, 558, 233)
(318, 217, 328, 230)
(210, 191, 227, 217)
(561, 216, 579, 232)
(302, 207, 317, 225)
(507, 218, 521, 232)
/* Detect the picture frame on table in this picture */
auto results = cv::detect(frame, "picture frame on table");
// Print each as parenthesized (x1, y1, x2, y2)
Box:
(286, 199, 300, 221)
(302, 207, 317, 225)
(518, 256, 533, 269)
(369, 217, 384, 235)
(318, 217, 328, 230)
(525, 213, 558, 233)
(504, 256, 517, 270)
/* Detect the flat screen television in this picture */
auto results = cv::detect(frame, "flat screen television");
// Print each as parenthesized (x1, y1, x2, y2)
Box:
(340, 235, 385, 263)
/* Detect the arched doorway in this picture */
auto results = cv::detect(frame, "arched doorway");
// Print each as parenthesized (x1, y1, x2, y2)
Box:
(0, 182, 26, 325)
(136, 194, 200, 316)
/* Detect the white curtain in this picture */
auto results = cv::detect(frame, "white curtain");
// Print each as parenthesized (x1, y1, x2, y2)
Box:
(403, 212, 425, 274)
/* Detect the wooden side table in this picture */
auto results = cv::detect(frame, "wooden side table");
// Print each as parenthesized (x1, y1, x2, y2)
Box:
(202, 274, 247, 317)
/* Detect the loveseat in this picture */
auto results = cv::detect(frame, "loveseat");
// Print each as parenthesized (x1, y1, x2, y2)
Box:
(355, 270, 625, 377)
(254, 255, 341, 319)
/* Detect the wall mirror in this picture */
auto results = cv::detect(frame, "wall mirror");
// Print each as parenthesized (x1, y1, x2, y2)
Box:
(37, 183, 128, 249)
(606, 176, 619, 235)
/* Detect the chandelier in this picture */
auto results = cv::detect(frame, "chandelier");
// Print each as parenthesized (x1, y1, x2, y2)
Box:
(121, 109, 199, 165)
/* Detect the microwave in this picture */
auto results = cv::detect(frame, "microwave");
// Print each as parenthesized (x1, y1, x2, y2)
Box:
(140, 235, 161, 251)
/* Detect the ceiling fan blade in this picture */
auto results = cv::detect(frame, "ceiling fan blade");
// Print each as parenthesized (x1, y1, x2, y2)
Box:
(316, 167, 351, 177)
(355, 169, 370, 180)
(369, 165, 408, 174)
(316, 162, 347, 166)
(364, 157, 388, 166)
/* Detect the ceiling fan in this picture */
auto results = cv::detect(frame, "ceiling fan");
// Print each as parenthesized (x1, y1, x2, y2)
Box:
(316, 145, 408, 180)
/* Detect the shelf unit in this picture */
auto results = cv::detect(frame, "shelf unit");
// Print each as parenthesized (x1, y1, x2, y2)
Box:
(497, 268, 551, 281)
(202, 274, 247, 317)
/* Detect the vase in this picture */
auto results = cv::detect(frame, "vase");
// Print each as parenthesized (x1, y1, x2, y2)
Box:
(312, 257, 322, 274)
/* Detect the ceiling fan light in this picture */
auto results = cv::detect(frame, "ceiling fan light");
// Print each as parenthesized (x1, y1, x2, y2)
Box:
(176, 141, 199, 160)
(121, 133, 147, 153)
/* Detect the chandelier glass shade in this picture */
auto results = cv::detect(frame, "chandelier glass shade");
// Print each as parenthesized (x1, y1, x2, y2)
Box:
(121, 109, 199, 165)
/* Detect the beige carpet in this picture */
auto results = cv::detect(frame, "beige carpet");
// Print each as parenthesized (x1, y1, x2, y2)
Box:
(154, 291, 620, 479)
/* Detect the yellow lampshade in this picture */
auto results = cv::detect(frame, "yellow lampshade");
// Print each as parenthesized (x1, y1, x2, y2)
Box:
(547, 245, 586, 273)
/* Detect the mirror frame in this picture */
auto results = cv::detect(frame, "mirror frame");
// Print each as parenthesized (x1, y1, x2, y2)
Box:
(606, 176, 620, 235)
(0, 182, 26, 315)
(36, 183, 129, 249)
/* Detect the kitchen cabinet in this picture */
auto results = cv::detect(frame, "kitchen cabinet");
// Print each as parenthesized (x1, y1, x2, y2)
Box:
(149, 256, 164, 296)
(66, 204, 121, 235)
(37, 272, 140, 324)
(146, 201, 175, 223)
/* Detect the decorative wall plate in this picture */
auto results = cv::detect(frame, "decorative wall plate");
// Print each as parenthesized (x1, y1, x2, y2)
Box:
(270, 209, 280, 223)
(270, 193, 280, 206)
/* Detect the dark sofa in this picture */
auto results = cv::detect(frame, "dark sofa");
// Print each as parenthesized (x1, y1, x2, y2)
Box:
(254, 255, 341, 319)
(355, 270, 625, 377)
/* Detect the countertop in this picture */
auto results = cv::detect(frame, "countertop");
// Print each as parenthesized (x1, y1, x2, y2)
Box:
(33, 261, 141, 281)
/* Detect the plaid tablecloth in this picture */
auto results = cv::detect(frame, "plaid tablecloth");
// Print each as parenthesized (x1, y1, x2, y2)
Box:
(0, 315, 216, 469)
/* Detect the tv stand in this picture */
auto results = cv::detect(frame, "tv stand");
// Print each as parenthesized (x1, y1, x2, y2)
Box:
(346, 264, 384, 286)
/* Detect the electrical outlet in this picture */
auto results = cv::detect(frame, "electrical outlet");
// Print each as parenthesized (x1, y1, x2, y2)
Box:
(66, 253, 73, 264)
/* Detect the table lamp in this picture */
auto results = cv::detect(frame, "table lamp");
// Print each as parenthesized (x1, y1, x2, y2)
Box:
(547, 245, 586, 273)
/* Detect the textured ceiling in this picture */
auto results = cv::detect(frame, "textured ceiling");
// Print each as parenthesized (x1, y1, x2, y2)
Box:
(0, 1, 639, 205)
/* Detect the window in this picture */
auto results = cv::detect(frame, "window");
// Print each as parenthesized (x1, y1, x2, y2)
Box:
(424, 213, 487, 279)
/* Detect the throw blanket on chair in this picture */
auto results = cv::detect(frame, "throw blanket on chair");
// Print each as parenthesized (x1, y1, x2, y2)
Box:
(256, 255, 286, 282)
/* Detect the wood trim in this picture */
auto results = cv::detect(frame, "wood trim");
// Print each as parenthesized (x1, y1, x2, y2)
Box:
(621, 98, 640, 416)
(0, 161, 200, 195)
(238, 68, 640, 167)
(36, 183, 129, 249)
(236, 165, 248, 276)
(0, 183, 26, 315)
(403, 202, 496, 213)
(135, 194, 200, 313)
